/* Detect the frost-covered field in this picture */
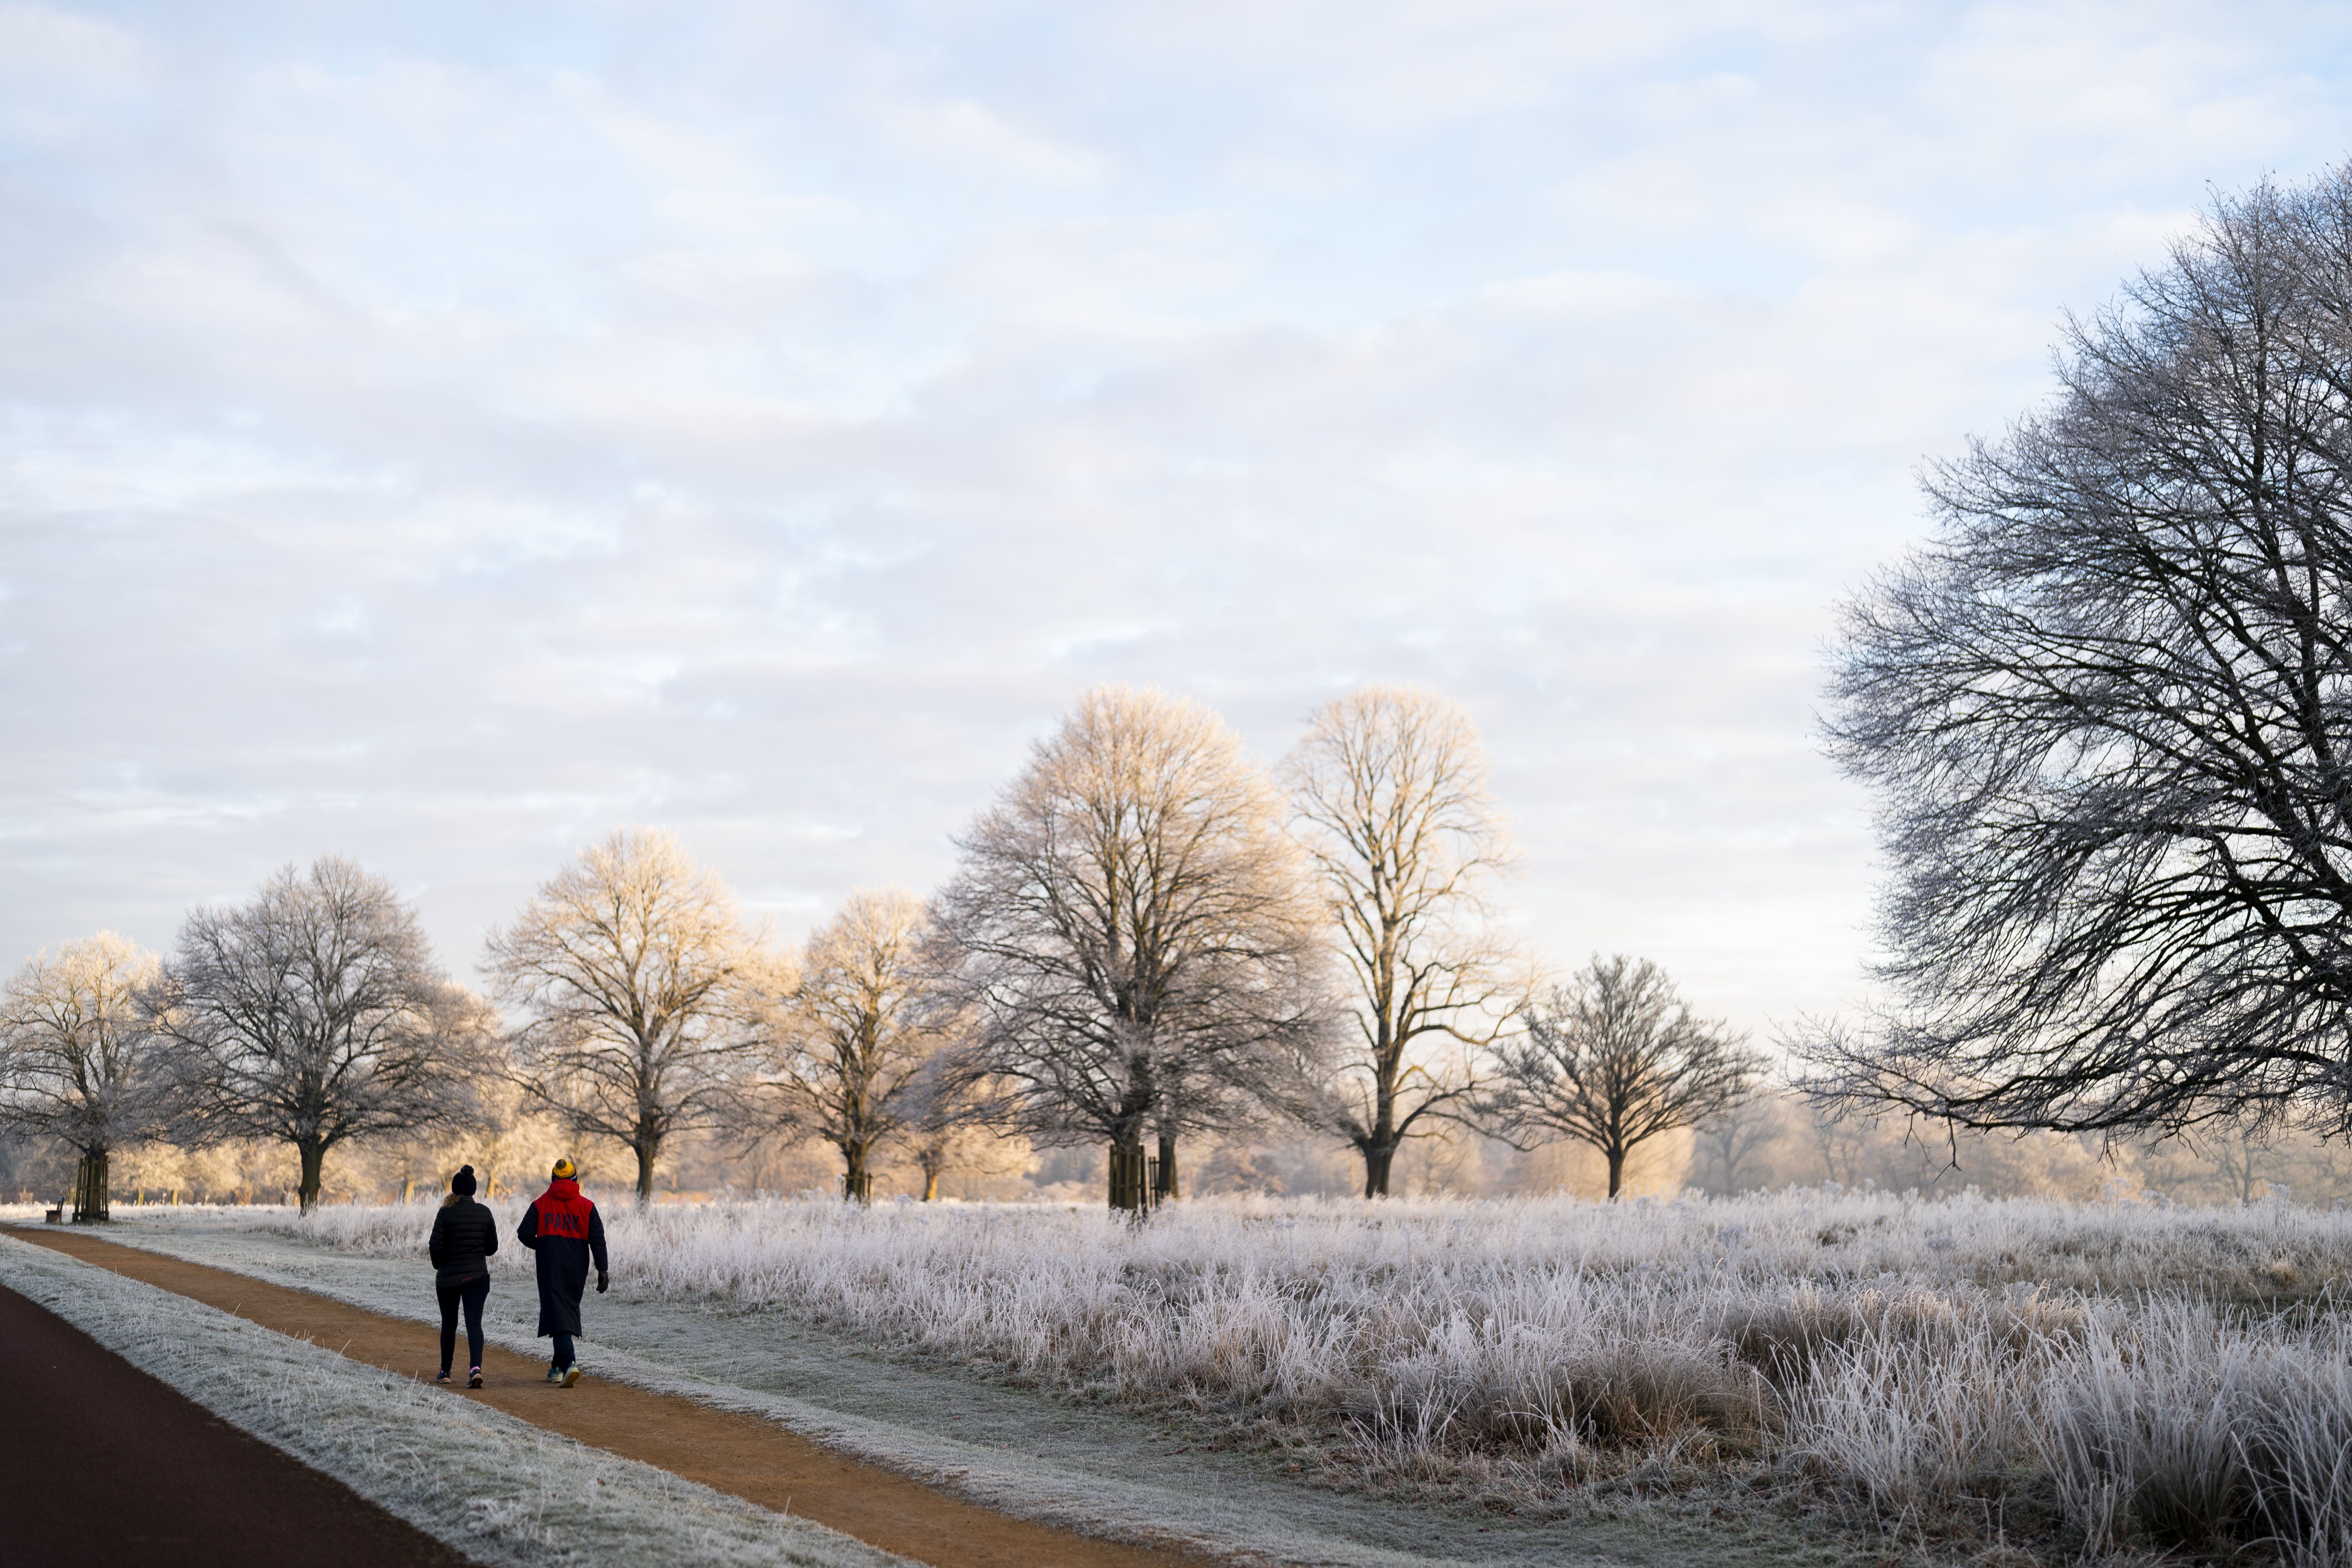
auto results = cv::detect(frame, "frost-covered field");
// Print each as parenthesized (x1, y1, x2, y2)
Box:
(276, 1190, 2352, 1563)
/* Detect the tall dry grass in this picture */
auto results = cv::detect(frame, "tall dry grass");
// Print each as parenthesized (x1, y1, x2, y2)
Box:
(274, 1189, 2352, 1560)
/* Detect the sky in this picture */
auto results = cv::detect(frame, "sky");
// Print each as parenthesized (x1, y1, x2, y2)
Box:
(6, 0, 2352, 1042)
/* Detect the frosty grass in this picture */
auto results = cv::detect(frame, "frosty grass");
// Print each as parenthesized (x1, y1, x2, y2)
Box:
(273, 1189, 2352, 1562)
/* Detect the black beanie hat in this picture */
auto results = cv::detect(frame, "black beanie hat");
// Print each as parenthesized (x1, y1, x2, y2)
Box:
(451, 1165, 477, 1196)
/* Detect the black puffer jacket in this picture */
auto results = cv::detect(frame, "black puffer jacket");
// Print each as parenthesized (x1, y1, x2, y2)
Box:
(428, 1196, 499, 1287)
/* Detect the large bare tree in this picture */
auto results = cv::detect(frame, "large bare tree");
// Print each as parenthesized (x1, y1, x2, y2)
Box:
(486, 828, 766, 1201)
(1486, 955, 1758, 1198)
(933, 686, 1331, 1209)
(1813, 165, 2352, 1139)
(759, 887, 944, 1201)
(0, 934, 173, 1220)
(161, 858, 491, 1212)
(1284, 687, 1521, 1196)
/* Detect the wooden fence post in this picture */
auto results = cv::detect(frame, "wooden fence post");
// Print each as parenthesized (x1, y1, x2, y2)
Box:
(1109, 1144, 1151, 1213)
(71, 1149, 109, 1223)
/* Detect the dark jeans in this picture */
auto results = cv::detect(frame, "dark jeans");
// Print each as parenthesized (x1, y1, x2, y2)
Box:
(550, 1331, 575, 1371)
(437, 1274, 488, 1374)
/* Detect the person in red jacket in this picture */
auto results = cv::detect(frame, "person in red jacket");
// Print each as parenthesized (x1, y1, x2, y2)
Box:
(516, 1157, 608, 1387)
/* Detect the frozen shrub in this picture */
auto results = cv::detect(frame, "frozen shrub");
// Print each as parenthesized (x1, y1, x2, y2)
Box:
(2043, 1304, 2352, 1563)
(1787, 1301, 2058, 1518)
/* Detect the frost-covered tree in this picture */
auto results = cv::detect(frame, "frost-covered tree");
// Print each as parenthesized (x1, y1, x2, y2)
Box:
(0, 933, 173, 1220)
(161, 858, 492, 1212)
(486, 829, 769, 1201)
(934, 686, 1332, 1209)
(759, 887, 945, 1202)
(1487, 955, 1759, 1198)
(1284, 688, 1521, 1197)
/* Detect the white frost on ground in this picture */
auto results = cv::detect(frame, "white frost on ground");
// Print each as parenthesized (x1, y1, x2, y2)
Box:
(84, 1216, 1662, 1568)
(0, 1233, 913, 1568)
(111, 1190, 2352, 1564)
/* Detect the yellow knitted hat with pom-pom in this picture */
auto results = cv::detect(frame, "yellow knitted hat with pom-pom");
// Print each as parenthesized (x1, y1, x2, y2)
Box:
(552, 1158, 577, 1180)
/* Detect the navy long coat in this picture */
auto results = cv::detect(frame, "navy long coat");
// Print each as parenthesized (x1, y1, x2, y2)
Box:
(516, 1179, 608, 1338)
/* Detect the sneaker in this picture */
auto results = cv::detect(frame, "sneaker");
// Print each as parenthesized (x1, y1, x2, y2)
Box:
(434, 1370, 452, 1386)
(467, 1368, 483, 1389)
(544, 1367, 566, 1385)
(561, 1365, 582, 1388)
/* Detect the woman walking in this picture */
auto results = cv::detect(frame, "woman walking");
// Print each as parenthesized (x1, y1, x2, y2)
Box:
(517, 1157, 607, 1387)
(427, 1164, 497, 1388)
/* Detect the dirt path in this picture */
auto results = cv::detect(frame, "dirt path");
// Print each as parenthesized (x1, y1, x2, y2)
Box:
(0, 1279, 476, 1568)
(6, 1225, 1213, 1568)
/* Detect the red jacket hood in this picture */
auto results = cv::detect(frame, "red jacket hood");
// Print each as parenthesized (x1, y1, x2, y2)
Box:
(542, 1178, 581, 1202)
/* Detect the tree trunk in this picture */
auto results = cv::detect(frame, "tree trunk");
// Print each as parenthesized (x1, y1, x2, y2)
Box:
(72, 1148, 109, 1222)
(843, 1142, 873, 1204)
(1605, 1145, 1626, 1200)
(634, 1142, 656, 1203)
(1155, 1130, 1180, 1201)
(297, 1140, 326, 1214)
(921, 1167, 940, 1202)
(1361, 1067, 1402, 1197)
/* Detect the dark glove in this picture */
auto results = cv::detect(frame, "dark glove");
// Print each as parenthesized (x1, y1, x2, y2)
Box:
(596, 1271, 608, 1294)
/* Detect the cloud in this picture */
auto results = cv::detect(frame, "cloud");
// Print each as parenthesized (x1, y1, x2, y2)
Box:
(7, 0, 2352, 1038)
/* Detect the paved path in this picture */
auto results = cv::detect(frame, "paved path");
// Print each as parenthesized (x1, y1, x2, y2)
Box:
(5, 1225, 1212, 1568)
(0, 1279, 476, 1568)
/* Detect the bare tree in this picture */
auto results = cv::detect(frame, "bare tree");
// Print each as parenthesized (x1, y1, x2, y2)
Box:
(160, 858, 491, 1213)
(1284, 687, 1520, 1197)
(360, 1070, 541, 1202)
(1487, 955, 1758, 1198)
(906, 1119, 1029, 1201)
(933, 686, 1332, 1209)
(2205, 1126, 2280, 1207)
(0, 934, 172, 1220)
(899, 1036, 1021, 1201)
(486, 828, 769, 1203)
(1690, 1090, 1792, 1195)
(759, 887, 943, 1202)
(1814, 165, 2352, 1140)
(1801, 1099, 1877, 1189)
(906, 1130, 959, 1201)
